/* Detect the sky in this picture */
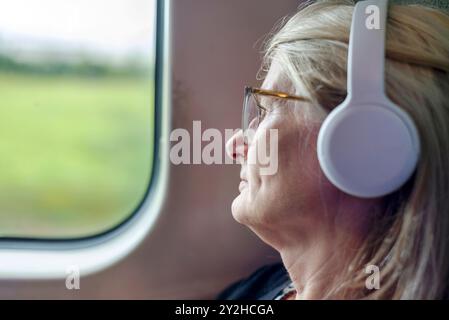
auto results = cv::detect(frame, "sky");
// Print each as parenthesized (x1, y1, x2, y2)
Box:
(0, 0, 156, 63)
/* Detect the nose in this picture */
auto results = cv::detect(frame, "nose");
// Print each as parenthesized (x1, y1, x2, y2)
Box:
(226, 129, 247, 163)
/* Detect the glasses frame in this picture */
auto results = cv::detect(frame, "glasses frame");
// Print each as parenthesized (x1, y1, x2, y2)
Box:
(242, 86, 310, 140)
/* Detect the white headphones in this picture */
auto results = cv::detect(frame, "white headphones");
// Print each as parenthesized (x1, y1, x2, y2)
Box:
(317, 0, 420, 198)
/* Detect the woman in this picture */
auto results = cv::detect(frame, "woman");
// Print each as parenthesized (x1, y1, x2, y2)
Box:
(221, 0, 449, 299)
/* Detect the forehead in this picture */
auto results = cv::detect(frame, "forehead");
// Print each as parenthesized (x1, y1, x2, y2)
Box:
(261, 60, 293, 93)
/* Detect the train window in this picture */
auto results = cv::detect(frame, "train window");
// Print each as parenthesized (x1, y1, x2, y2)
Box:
(0, 0, 157, 239)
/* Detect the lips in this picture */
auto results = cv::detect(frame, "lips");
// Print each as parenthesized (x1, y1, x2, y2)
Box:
(238, 180, 248, 192)
(240, 170, 247, 181)
(239, 171, 248, 192)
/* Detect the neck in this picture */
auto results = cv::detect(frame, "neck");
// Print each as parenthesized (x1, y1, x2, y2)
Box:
(247, 193, 381, 299)
(280, 230, 362, 299)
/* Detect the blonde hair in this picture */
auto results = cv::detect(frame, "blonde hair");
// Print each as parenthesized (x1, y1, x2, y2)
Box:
(262, 0, 449, 299)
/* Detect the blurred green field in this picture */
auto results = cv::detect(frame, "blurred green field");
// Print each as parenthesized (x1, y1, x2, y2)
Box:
(0, 72, 154, 238)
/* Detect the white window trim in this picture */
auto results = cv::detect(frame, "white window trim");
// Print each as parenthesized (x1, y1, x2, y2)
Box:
(0, 0, 171, 280)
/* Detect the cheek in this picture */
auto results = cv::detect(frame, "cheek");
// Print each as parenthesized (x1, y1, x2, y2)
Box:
(276, 120, 318, 181)
(277, 123, 329, 202)
(253, 119, 323, 219)
(264, 128, 313, 199)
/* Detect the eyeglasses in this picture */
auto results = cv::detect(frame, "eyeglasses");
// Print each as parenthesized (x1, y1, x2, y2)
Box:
(242, 86, 310, 142)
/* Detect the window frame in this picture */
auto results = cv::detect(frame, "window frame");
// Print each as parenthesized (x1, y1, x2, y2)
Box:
(0, 0, 171, 279)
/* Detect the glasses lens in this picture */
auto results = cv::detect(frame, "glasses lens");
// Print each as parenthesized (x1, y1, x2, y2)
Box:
(243, 93, 260, 138)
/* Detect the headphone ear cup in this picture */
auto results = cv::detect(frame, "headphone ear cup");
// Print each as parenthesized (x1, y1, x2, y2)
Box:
(317, 102, 420, 198)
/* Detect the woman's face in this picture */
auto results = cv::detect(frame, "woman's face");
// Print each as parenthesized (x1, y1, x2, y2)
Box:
(226, 62, 337, 239)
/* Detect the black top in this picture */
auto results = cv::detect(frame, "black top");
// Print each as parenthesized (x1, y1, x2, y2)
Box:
(216, 263, 291, 300)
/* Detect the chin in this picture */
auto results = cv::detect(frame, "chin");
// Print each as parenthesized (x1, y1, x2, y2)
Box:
(231, 194, 249, 225)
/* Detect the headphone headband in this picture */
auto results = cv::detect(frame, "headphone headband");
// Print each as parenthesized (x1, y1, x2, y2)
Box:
(348, 0, 388, 101)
